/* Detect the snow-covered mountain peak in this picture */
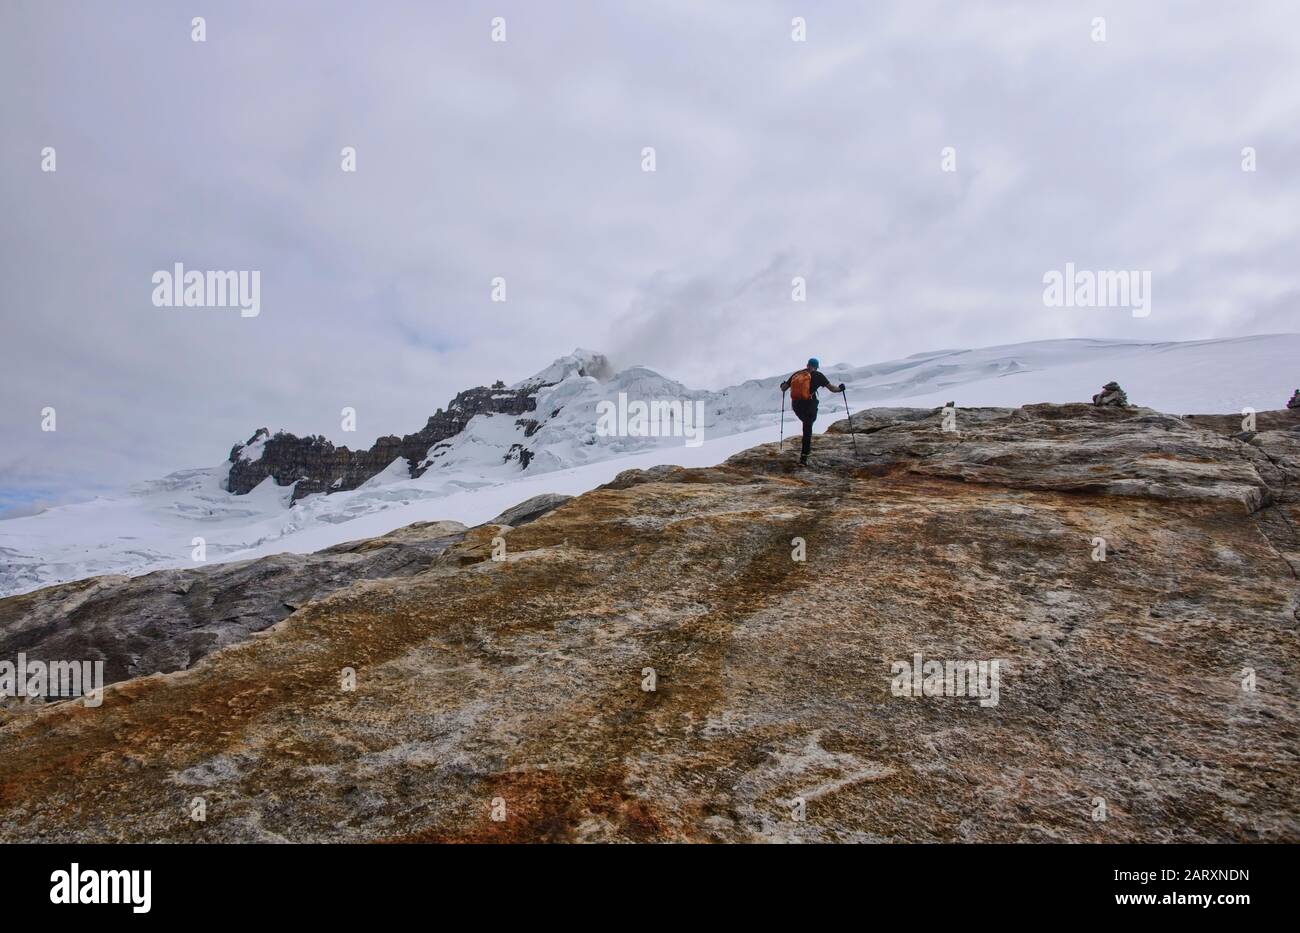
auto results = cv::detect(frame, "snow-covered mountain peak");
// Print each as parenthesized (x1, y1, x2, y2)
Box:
(515, 348, 615, 389)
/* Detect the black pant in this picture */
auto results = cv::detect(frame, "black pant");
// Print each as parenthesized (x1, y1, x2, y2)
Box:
(792, 398, 817, 459)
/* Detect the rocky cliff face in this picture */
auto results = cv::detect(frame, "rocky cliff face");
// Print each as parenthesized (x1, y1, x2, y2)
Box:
(1, 404, 1297, 842)
(226, 352, 614, 501)
(226, 384, 542, 501)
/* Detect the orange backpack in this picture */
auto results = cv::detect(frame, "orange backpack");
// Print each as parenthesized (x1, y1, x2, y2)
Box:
(789, 369, 813, 402)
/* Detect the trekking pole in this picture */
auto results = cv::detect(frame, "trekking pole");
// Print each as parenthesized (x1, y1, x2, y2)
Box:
(842, 387, 858, 453)
(779, 388, 787, 454)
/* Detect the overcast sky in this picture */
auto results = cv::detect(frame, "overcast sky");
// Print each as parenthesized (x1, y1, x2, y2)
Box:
(2, 0, 1298, 511)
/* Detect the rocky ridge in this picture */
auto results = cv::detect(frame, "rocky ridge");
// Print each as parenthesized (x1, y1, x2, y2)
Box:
(226, 353, 613, 501)
(1, 403, 1297, 842)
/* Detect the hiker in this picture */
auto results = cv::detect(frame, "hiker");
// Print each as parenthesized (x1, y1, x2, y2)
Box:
(1091, 381, 1129, 407)
(781, 357, 846, 465)
(1288, 389, 1300, 410)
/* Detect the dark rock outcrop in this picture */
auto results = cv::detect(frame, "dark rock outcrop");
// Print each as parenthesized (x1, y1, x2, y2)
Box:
(224, 353, 615, 503)
(488, 493, 572, 528)
(503, 443, 533, 469)
(227, 383, 542, 502)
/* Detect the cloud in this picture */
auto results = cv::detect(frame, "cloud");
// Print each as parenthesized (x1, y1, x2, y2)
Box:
(1, 0, 1298, 501)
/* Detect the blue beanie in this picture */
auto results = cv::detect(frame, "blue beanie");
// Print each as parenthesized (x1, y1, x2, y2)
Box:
(807, 357, 819, 369)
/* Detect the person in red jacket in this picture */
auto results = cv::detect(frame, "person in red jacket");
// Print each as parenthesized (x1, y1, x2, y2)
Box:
(781, 358, 845, 465)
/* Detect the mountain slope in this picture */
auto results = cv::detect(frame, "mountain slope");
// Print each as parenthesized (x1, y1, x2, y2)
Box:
(2, 335, 1297, 598)
(2, 402, 1296, 842)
